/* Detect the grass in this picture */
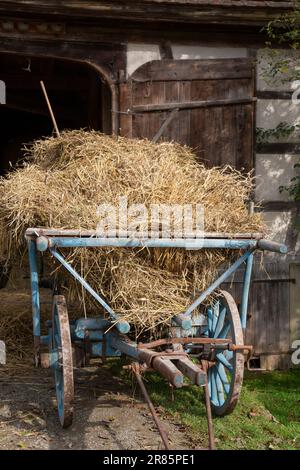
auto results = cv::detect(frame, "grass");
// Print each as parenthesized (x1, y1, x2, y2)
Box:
(106, 360, 300, 450)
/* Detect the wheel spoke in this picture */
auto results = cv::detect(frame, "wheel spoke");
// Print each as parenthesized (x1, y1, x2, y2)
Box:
(54, 333, 61, 347)
(215, 368, 225, 405)
(217, 322, 230, 339)
(206, 290, 244, 417)
(216, 352, 233, 373)
(202, 326, 209, 337)
(207, 307, 213, 335)
(54, 312, 61, 333)
(216, 363, 230, 394)
(223, 350, 233, 361)
(212, 301, 219, 333)
(210, 368, 219, 406)
(214, 307, 226, 338)
(207, 369, 211, 396)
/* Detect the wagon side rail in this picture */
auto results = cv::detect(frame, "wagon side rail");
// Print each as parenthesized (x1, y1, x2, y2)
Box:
(25, 228, 287, 359)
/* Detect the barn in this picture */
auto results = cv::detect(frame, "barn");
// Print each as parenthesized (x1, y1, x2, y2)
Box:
(0, 0, 299, 369)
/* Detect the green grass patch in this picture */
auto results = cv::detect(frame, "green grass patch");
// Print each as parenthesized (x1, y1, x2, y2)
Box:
(106, 359, 300, 450)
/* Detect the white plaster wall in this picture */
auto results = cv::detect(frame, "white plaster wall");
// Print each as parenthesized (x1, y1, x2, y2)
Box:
(171, 45, 247, 60)
(257, 49, 299, 92)
(263, 211, 300, 252)
(256, 48, 300, 142)
(126, 43, 247, 77)
(257, 99, 300, 130)
(255, 154, 300, 202)
(263, 211, 290, 244)
(127, 43, 160, 77)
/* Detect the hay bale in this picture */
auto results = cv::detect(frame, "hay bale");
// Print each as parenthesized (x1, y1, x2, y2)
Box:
(0, 130, 264, 335)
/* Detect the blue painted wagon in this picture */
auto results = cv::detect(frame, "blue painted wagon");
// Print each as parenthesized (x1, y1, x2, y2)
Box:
(25, 228, 287, 448)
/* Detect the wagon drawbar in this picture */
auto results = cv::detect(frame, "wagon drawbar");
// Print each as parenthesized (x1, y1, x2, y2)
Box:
(25, 228, 287, 449)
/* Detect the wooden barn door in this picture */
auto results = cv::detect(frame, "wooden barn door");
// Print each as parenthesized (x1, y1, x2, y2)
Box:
(119, 58, 255, 171)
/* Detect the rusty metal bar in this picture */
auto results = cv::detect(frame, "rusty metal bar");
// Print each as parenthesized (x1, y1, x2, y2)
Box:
(204, 371, 216, 451)
(138, 337, 232, 350)
(229, 344, 253, 362)
(131, 363, 170, 450)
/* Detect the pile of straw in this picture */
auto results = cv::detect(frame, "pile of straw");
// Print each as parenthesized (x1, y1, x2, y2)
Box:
(0, 130, 264, 335)
(0, 290, 47, 363)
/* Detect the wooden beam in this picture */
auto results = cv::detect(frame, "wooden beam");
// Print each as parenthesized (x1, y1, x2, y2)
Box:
(257, 90, 294, 100)
(152, 108, 179, 142)
(257, 201, 300, 211)
(159, 41, 173, 60)
(257, 143, 300, 155)
(40, 80, 60, 136)
(132, 97, 256, 113)
(0, 40, 125, 83)
(131, 58, 254, 82)
(0, 1, 293, 27)
(0, 74, 89, 92)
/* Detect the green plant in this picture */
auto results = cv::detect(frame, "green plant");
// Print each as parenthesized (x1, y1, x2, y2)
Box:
(279, 162, 300, 201)
(261, 2, 300, 206)
(256, 122, 300, 145)
(261, 2, 300, 86)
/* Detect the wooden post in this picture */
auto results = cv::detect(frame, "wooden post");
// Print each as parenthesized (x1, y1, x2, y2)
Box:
(40, 80, 60, 137)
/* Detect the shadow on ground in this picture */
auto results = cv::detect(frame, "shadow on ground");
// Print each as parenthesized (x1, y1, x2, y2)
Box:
(0, 365, 191, 450)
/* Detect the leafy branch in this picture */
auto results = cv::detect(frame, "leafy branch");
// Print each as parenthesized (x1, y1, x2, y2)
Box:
(261, 2, 300, 207)
(279, 163, 300, 201)
(256, 122, 300, 145)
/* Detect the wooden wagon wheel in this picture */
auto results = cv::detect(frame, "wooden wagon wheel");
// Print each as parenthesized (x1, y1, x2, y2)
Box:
(205, 290, 244, 416)
(51, 295, 74, 428)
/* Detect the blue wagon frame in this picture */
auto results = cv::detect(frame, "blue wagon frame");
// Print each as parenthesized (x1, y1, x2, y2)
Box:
(25, 228, 287, 448)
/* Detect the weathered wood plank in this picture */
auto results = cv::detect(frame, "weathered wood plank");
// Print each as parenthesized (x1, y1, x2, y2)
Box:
(0, 40, 126, 83)
(152, 108, 179, 143)
(159, 42, 173, 60)
(257, 90, 294, 100)
(257, 201, 300, 211)
(119, 82, 133, 138)
(178, 80, 191, 146)
(132, 59, 254, 82)
(0, 1, 292, 27)
(128, 58, 255, 169)
(132, 97, 256, 113)
(260, 354, 291, 371)
(164, 80, 180, 142)
(256, 143, 300, 155)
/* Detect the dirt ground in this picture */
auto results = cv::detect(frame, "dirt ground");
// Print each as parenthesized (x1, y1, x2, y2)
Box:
(0, 287, 193, 450)
(0, 364, 192, 450)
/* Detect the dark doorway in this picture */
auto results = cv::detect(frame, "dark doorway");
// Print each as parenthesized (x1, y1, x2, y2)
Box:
(0, 53, 112, 174)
